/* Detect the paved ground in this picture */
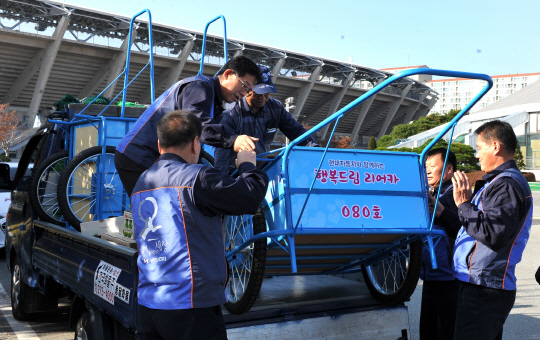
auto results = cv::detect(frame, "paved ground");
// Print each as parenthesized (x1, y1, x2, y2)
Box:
(406, 191, 540, 340)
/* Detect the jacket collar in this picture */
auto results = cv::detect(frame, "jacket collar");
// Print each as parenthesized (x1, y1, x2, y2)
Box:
(430, 179, 453, 196)
(482, 160, 518, 182)
(240, 96, 268, 116)
(158, 153, 188, 164)
(212, 76, 224, 104)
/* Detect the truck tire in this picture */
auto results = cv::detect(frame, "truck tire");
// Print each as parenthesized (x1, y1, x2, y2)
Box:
(361, 239, 422, 306)
(74, 312, 94, 340)
(57, 146, 128, 231)
(11, 257, 33, 321)
(29, 150, 69, 226)
(224, 206, 267, 314)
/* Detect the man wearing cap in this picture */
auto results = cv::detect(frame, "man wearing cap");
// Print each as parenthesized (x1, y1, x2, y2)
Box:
(115, 56, 262, 196)
(214, 66, 319, 174)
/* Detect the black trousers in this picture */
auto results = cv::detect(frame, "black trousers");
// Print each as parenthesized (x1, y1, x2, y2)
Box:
(138, 304, 227, 340)
(114, 151, 148, 197)
(454, 282, 516, 340)
(420, 280, 458, 340)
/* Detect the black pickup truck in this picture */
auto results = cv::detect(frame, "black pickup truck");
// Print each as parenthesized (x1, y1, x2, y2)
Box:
(1, 120, 412, 340)
(1, 122, 139, 339)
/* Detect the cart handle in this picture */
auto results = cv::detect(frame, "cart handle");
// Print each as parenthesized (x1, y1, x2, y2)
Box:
(283, 68, 493, 174)
(198, 15, 228, 76)
(121, 9, 155, 117)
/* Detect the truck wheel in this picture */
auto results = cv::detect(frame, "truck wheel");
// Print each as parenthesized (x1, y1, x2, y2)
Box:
(224, 206, 267, 314)
(361, 239, 422, 306)
(74, 312, 94, 340)
(29, 150, 69, 226)
(57, 146, 129, 231)
(11, 257, 33, 321)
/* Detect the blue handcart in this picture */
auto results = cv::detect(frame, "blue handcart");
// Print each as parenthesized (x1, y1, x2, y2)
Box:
(222, 68, 493, 314)
(32, 10, 155, 231)
(30, 13, 227, 230)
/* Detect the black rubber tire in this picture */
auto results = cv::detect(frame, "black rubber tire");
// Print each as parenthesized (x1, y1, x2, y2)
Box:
(361, 239, 422, 306)
(11, 257, 33, 321)
(74, 312, 94, 340)
(29, 150, 69, 226)
(57, 146, 126, 231)
(224, 206, 267, 314)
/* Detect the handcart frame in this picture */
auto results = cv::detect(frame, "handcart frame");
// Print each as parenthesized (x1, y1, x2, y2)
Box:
(223, 68, 493, 312)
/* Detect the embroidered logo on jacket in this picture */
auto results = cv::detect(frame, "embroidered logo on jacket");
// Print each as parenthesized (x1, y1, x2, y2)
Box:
(139, 197, 163, 240)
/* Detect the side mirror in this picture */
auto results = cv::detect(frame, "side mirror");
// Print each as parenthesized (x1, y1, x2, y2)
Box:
(0, 164, 13, 191)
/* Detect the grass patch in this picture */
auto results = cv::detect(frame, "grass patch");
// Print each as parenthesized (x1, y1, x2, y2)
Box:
(529, 182, 540, 191)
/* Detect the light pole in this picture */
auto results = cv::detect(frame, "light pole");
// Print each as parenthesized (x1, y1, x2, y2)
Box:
(284, 97, 296, 146)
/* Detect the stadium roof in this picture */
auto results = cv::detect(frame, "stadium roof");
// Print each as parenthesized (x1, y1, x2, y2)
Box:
(0, 0, 438, 145)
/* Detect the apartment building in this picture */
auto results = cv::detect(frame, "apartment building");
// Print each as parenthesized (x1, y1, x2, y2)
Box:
(427, 72, 540, 114)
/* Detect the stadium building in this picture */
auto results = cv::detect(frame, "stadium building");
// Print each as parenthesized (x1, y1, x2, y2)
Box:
(0, 0, 437, 156)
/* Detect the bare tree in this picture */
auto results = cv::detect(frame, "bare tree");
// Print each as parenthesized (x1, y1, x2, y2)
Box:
(0, 102, 21, 156)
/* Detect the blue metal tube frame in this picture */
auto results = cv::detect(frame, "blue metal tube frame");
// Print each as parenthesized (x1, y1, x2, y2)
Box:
(121, 9, 155, 118)
(46, 10, 157, 223)
(225, 69, 492, 274)
(278, 69, 491, 273)
(226, 227, 445, 260)
(75, 61, 149, 119)
(282, 69, 492, 231)
(426, 123, 457, 269)
(293, 116, 342, 234)
(198, 16, 228, 76)
(77, 70, 125, 117)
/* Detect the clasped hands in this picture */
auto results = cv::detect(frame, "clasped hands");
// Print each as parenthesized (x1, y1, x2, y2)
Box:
(452, 170, 472, 207)
(428, 170, 472, 216)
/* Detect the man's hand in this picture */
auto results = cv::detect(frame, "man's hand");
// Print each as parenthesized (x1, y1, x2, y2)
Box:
(428, 193, 445, 218)
(235, 150, 256, 168)
(233, 135, 258, 153)
(452, 171, 472, 207)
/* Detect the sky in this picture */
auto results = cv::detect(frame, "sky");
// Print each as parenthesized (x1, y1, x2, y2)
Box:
(61, 0, 539, 77)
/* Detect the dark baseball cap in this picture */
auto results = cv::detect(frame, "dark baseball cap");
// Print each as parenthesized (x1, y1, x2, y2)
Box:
(253, 65, 278, 94)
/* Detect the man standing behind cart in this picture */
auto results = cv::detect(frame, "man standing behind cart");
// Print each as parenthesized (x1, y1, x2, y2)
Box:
(115, 56, 262, 196)
(421, 148, 460, 340)
(214, 65, 318, 174)
(451, 120, 532, 340)
(131, 111, 269, 340)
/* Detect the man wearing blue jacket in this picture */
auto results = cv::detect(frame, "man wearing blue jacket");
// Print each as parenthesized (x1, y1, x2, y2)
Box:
(214, 65, 318, 174)
(420, 148, 460, 340)
(131, 111, 269, 340)
(451, 120, 532, 340)
(116, 56, 262, 196)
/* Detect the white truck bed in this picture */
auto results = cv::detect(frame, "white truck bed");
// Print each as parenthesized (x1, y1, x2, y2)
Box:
(225, 275, 410, 340)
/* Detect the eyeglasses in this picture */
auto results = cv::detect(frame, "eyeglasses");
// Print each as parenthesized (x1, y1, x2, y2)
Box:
(235, 73, 252, 92)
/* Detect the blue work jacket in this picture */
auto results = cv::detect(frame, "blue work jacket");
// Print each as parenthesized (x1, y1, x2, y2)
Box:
(214, 97, 318, 173)
(453, 161, 532, 290)
(132, 153, 269, 309)
(117, 76, 235, 168)
(420, 181, 457, 281)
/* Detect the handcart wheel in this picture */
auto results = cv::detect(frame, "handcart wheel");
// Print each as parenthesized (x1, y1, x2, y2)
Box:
(57, 146, 128, 231)
(200, 150, 214, 167)
(224, 206, 267, 314)
(29, 150, 69, 226)
(361, 239, 422, 306)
